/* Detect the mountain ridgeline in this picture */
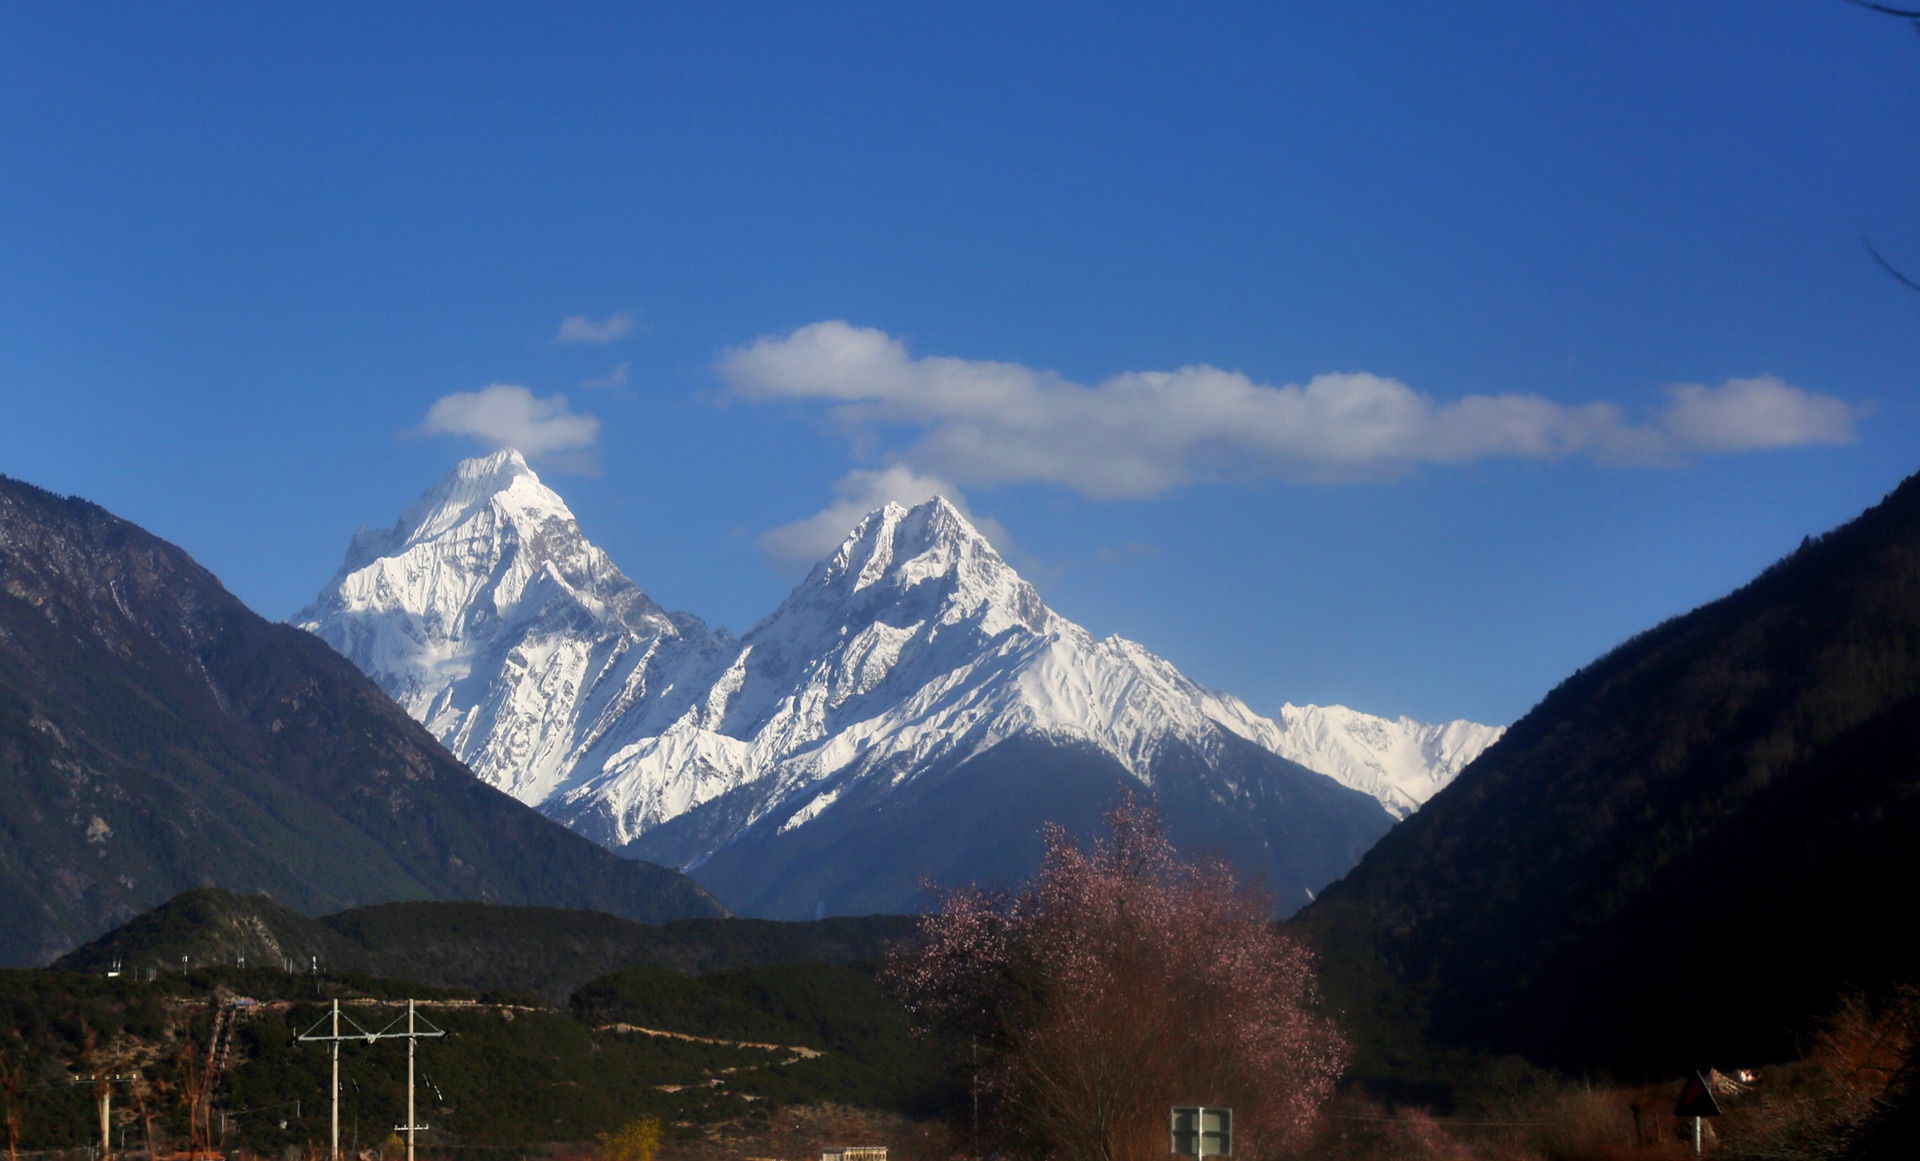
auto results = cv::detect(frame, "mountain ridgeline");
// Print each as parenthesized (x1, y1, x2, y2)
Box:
(300, 452, 1499, 917)
(56, 887, 918, 1004)
(1300, 465, 1920, 1079)
(6, 920, 952, 1155)
(0, 474, 723, 965)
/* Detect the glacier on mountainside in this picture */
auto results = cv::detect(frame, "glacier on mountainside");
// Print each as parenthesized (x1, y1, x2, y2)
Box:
(540, 495, 1311, 852)
(1271, 702, 1503, 818)
(296, 452, 1502, 878)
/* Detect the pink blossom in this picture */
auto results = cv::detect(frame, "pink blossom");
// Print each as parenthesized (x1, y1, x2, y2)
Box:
(886, 795, 1348, 1161)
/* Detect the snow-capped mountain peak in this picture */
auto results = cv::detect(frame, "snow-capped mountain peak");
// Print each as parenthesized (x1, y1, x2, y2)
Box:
(393, 448, 560, 543)
(776, 497, 1050, 644)
(308, 449, 684, 646)
(529, 495, 1313, 853)
(1270, 701, 1504, 818)
(300, 463, 1501, 917)
(295, 450, 717, 804)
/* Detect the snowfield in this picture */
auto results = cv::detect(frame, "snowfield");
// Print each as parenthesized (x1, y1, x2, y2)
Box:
(298, 451, 1502, 872)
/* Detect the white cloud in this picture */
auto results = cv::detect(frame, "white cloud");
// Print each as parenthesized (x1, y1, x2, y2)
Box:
(758, 465, 1012, 566)
(416, 384, 600, 466)
(556, 310, 638, 345)
(719, 321, 1860, 497)
(1658, 375, 1857, 452)
(582, 361, 629, 391)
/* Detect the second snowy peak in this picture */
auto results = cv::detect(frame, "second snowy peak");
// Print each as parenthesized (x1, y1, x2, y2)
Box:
(297, 452, 1497, 917)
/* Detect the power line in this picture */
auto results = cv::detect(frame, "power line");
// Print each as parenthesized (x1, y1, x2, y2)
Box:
(298, 1000, 444, 1161)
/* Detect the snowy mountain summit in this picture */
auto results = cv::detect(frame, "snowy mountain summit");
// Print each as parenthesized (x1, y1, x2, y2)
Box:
(300, 453, 1496, 916)
(294, 449, 727, 806)
(1271, 703, 1504, 818)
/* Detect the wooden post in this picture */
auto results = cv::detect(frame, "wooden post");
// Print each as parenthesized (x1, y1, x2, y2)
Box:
(406, 1000, 416, 1161)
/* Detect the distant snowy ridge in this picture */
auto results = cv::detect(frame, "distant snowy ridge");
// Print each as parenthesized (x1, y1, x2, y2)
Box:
(1271, 702, 1503, 818)
(297, 453, 1501, 886)
(541, 496, 1308, 852)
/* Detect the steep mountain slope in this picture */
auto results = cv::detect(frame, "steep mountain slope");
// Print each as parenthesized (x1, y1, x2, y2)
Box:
(676, 732, 1393, 919)
(584, 499, 1394, 915)
(303, 457, 1410, 915)
(551, 498, 1349, 844)
(0, 474, 723, 965)
(1272, 703, 1503, 818)
(295, 450, 731, 805)
(57, 887, 916, 1003)
(1299, 465, 1920, 1079)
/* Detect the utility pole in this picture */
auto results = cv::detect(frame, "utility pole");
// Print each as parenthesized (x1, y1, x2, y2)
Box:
(297, 1000, 442, 1161)
(296, 1001, 370, 1161)
(333, 1003, 340, 1161)
(69, 1075, 134, 1161)
(386, 1002, 441, 1161)
(401, 997, 412, 1161)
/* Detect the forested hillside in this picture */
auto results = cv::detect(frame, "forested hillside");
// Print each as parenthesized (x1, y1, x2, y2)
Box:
(1302, 465, 1920, 1080)
(0, 960, 953, 1158)
(58, 889, 918, 1003)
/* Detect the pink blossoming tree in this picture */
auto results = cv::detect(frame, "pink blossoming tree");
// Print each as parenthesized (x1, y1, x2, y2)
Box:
(887, 797, 1347, 1161)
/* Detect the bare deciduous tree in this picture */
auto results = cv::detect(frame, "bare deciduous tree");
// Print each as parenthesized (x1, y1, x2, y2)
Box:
(1845, 0, 1920, 292)
(129, 1072, 165, 1161)
(1, 1055, 23, 1161)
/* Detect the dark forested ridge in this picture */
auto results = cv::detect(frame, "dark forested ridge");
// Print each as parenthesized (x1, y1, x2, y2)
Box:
(0, 475, 723, 966)
(1300, 465, 1920, 1080)
(57, 888, 919, 1003)
(0, 957, 954, 1157)
(8, 891, 942, 1155)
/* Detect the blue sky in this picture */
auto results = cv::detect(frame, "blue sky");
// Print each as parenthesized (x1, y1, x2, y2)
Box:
(3, 2, 1917, 726)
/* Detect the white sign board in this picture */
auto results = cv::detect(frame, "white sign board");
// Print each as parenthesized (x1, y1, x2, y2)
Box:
(1169, 1107, 1231, 1157)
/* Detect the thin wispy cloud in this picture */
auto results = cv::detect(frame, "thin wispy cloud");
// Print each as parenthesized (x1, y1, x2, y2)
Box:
(556, 310, 638, 345)
(719, 321, 1861, 499)
(416, 384, 600, 471)
(759, 464, 1012, 566)
(582, 362, 629, 391)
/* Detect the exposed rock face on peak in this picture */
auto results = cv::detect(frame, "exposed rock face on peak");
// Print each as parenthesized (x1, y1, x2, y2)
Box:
(301, 457, 1491, 918)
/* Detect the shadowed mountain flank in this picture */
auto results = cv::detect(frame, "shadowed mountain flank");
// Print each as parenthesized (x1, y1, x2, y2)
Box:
(0, 474, 723, 965)
(1300, 465, 1920, 1079)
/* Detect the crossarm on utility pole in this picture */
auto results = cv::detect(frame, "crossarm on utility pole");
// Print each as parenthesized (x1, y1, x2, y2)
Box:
(298, 1001, 444, 1161)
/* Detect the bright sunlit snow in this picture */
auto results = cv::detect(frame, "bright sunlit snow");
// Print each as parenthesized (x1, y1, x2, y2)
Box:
(298, 454, 1501, 861)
